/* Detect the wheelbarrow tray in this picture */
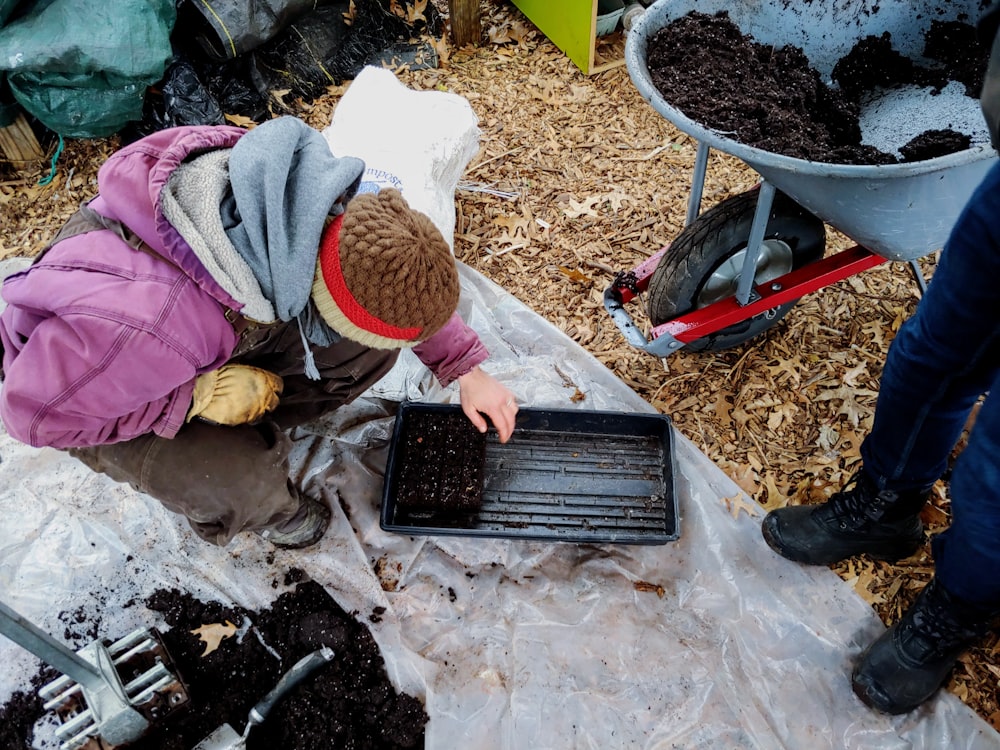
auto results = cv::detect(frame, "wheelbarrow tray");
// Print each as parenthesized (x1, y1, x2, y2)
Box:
(627, 0, 998, 261)
(380, 402, 679, 545)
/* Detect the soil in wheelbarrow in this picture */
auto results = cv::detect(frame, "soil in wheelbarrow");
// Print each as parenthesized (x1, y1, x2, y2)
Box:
(0, 576, 427, 750)
(646, 11, 990, 164)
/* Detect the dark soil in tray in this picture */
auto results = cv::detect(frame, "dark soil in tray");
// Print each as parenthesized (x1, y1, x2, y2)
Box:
(394, 409, 486, 512)
(0, 576, 426, 749)
(646, 11, 991, 164)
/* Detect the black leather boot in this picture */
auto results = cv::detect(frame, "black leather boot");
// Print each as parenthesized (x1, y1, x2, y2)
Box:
(852, 577, 998, 714)
(760, 470, 927, 565)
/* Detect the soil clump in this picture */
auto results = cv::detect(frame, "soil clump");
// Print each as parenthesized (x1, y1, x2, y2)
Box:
(0, 578, 427, 749)
(645, 11, 990, 164)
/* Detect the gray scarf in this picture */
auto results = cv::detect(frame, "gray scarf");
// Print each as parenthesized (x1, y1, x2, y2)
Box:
(224, 117, 365, 367)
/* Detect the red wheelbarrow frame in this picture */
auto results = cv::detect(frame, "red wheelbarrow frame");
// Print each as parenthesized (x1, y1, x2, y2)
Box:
(601, 141, 914, 358)
(603, 241, 887, 358)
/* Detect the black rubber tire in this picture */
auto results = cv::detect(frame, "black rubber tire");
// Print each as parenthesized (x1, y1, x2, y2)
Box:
(647, 189, 826, 352)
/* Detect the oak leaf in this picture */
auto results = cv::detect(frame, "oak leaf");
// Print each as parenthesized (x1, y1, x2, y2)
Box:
(224, 114, 257, 128)
(557, 265, 592, 283)
(191, 621, 238, 657)
(722, 492, 760, 520)
(563, 196, 601, 219)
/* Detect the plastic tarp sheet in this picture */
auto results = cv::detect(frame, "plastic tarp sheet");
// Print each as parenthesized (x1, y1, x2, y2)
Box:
(1, 253, 999, 748)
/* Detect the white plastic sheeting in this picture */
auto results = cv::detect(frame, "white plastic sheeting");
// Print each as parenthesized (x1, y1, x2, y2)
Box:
(2, 257, 999, 749)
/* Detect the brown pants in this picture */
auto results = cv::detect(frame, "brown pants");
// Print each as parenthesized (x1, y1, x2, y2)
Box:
(70, 323, 398, 546)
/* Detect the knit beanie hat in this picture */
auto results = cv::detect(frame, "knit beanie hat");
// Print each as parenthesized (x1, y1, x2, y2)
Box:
(311, 189, 460, 349)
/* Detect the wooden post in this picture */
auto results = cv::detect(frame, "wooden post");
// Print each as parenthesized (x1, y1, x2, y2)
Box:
(449, 0, 481, 47)
(0, 111, 44, 168)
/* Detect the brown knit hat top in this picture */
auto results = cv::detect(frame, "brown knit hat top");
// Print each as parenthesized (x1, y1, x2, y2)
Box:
(311, 189, 460, 349)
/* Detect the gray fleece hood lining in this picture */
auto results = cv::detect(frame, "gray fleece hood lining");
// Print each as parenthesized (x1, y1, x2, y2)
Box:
(161, 150, 277, 323)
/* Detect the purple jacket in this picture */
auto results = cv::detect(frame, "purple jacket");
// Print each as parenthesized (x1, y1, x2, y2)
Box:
(0, 126, 487, 449)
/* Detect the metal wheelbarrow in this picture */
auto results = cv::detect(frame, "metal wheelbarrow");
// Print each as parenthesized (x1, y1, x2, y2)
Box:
(605, 0, 999, 356)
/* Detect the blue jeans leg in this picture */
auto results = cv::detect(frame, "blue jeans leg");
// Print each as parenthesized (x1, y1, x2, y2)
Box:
(860, 161, 1000, 492)
(932, 369, 1000, 606)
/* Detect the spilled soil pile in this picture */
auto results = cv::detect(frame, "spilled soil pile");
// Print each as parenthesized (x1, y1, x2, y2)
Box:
(0, 576, 426, 749)
(646, 11, 989, 164)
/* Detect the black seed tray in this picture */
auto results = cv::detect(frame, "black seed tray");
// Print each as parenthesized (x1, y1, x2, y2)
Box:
(380, 402, 679, 544)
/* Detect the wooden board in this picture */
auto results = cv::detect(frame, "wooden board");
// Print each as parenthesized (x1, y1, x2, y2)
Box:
(510, 0, 624, 74)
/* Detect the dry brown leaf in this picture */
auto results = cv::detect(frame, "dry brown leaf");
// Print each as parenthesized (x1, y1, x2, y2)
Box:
(766, 401, 797, 431)
(759, 473, 786, 512)
(726, 463, 759, 497)
(634, 580, 666, 597)
(223, 113, 257, 128)
(713, 392, 733, 429)
(406, 0, 428, 24)
(815, 385, 876, 428)
(841, 361, 868, 387)
(493, 213, 530, 237)
(556, 266, 592, 283)
(601, 189, 631, 213)
(562, 196, 601, 219)
(722, 493, 761, 520)
(730, 406, 751, 428)
(191, 620, 238, 657)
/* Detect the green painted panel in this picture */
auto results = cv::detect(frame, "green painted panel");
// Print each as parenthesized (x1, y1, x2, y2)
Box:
(510, 0, 596, 73)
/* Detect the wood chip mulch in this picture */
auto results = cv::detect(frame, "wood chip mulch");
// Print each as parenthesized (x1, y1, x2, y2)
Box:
(1, 0, 996, 730)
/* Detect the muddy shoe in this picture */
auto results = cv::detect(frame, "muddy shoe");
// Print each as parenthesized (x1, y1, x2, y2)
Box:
(852, 577, 998, 714)
(760, 470, 926, 565)
(258, 494, 331, 549)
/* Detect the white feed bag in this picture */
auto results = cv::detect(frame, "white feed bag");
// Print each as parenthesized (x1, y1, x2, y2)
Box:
(322, 65, 481, 251)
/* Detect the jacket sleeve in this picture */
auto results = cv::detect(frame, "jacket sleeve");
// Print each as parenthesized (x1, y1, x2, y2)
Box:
(412, 312, 489, 387)
(0, 312, 201, 449)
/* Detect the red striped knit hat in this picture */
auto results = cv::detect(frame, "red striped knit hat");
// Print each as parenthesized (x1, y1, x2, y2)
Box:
(311, 189, 460, 349)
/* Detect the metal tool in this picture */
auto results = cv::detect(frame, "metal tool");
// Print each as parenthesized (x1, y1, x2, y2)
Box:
(194, 646, 335, 750)
(0, 600, 189, 749)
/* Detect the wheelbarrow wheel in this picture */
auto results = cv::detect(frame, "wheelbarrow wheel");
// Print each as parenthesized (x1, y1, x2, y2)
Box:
(647, 189, 826, 352)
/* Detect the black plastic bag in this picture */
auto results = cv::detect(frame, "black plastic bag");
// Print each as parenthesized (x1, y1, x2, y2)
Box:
(249, 0, 441, 105)
(181, 0, 330, 60)
(160, 59, 226, 127)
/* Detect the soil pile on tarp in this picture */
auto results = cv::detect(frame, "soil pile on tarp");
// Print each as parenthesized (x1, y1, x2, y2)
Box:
(0, 576, 427, 749)
(645, 11, 989, 164)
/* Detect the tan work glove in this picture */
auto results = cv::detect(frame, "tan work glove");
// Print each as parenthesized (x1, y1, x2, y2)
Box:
(186, 364, 283, 425)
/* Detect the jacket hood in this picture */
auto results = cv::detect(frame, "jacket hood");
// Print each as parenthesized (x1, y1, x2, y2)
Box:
(224, 117, 364, 324)
(91, 125, 248, 309)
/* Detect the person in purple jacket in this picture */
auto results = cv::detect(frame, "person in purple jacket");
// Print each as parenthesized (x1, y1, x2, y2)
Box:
(0, 116, 519, 550)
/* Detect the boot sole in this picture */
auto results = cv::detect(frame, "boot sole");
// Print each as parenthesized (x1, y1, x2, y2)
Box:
(261, 502, 332, 549)
(851, 671, 915, 715)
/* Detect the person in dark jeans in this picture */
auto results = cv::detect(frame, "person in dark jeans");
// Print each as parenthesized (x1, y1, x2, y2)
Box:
(761, 6, 1000, 715)
(0, 117, 518, 550)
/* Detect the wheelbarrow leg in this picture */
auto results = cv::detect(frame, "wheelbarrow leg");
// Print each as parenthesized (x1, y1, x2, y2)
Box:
(735, 180, 776, 306)
(908, 259, 929, 295)
(686, 142, 711, 226)
(684, 145, 779, 307)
